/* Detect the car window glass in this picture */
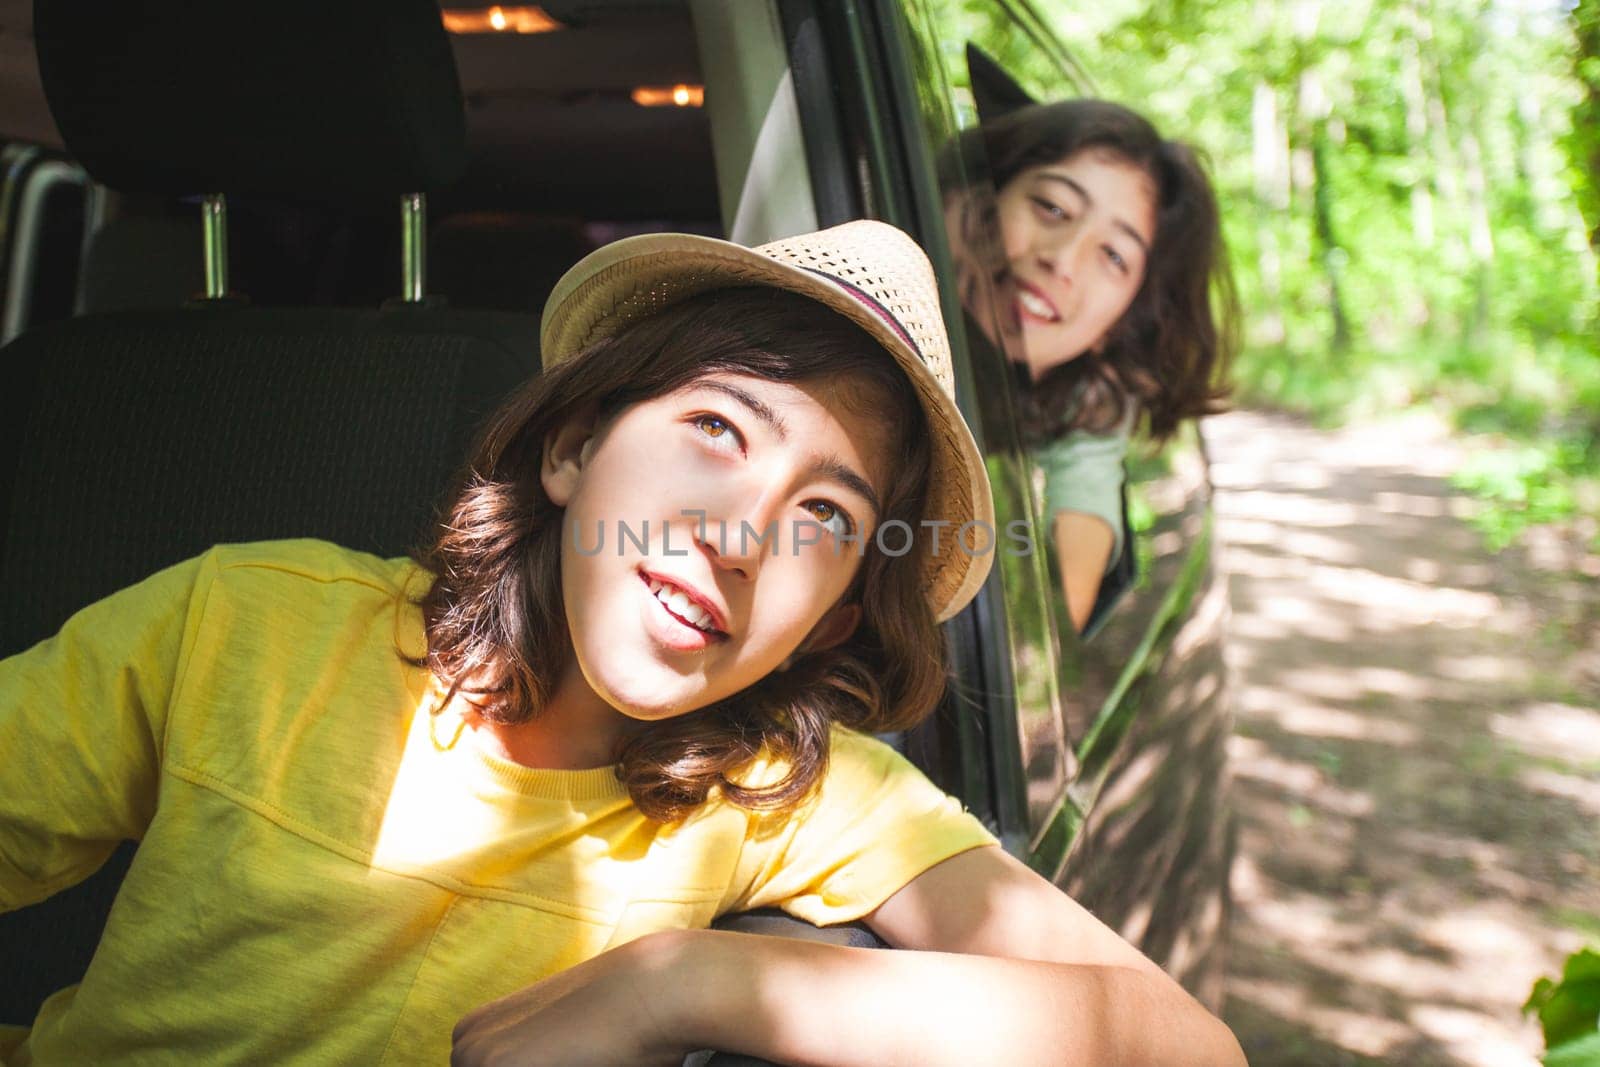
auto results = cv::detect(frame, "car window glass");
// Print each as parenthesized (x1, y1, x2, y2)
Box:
(1068, 430, 1220, 767)
(901, 13, 1078, 832)
(947, 43, 1227, 765)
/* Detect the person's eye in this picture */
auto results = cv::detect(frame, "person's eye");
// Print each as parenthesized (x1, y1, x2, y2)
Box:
(1030, 196, 1069, 221)
(802, 499, 854, 538)
(1104, 246, 1129, 273)
(691, 413, 744, 451)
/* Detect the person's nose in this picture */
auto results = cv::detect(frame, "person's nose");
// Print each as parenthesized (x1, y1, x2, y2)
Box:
(1037, 222, 1091, 284)
(691, 475, 787, 582)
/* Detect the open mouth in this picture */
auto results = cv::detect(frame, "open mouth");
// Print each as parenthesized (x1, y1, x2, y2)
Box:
(641, 573, 727, 638)
(1016, 284, 1061, 323)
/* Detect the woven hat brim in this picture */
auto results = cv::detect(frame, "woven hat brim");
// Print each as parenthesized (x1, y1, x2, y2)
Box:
(541, 232, 994, 622)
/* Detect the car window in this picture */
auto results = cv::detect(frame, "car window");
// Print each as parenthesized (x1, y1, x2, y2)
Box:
(936, 32, 1230, 808)
(888, 9, 1232, 860)
(883, 5, 1081, 839)
(1070, 429, 1223, 784)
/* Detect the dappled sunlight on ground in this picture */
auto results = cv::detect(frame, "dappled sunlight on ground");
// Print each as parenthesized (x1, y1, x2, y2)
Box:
(1517, 766, 1600, 818)
(1489, 701, 1600, 764)
(1209, 410, 1600, 1067)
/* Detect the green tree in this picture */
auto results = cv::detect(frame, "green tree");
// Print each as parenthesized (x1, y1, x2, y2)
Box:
(1026, 0, 1599, 540)
(1571, 0, 1600, 271)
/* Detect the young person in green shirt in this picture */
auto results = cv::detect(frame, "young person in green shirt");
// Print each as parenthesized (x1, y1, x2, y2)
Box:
(950, 100, 1239, 632)
(1, 221, 1243, 1066)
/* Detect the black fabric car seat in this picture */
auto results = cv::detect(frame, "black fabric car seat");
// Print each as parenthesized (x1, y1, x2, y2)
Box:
(430, 212, 595, 313)
(76, 214, 204, 313)
(0, 0, 540, 1026)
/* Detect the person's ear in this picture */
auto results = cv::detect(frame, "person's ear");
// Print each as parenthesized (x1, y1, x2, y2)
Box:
(540, 406, 601, 506)
(778, 603, 862, 671)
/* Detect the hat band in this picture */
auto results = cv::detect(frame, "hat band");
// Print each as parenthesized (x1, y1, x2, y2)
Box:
(798, 267, 924, 361)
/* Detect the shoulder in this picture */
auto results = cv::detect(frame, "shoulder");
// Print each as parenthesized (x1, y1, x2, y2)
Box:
(814, 727, 973, 821)
(192, 540, 429, 657)
(824, 725, 916, 778)
(721, 728, 954, 828)
(732, 726, 918, 797)
(207, 539, 424, 598)
(717, 727, 996, 922)
(1032, 430, 1129, 516)
(1032, 425, 1131, 469)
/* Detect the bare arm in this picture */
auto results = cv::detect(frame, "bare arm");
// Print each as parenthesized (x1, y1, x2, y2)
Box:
(1054, 509, 1116, 634)
(452, 847, 1244, 1067)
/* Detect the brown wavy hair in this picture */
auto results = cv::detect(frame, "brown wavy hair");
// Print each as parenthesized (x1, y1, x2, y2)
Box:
(950, 99, 1239, 444)
(415, 287, 947, 821)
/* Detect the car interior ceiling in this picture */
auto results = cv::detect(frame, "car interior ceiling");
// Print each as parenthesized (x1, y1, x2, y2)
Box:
(0, 0, 720, 315)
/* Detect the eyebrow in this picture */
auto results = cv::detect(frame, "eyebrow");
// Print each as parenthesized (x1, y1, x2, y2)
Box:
(696, 379, 882, 520)
(699, 379, 789, 440)
(814, 457, 882, 522)
(1036, 172, 1152, 256)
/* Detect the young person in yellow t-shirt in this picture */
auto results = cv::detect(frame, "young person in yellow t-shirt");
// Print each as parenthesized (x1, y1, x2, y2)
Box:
(0, 221, 1244, 1066)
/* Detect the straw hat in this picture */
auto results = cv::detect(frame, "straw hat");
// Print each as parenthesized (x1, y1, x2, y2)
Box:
(541, 219, 995, 623)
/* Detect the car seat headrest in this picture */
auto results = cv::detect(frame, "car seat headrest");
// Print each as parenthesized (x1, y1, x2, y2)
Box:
(34, 0, 467, 204)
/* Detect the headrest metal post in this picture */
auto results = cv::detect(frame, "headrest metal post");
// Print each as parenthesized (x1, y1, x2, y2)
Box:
(201, 193, 228, 299)
(401, 193, 426, 302)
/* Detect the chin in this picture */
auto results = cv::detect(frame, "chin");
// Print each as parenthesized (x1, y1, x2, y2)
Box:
(596, 675, 705, 724)
(1024, 342, 1089, 375)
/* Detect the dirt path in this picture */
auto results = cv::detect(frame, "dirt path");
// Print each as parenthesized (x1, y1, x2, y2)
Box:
(1206, 409, 1600, 1067)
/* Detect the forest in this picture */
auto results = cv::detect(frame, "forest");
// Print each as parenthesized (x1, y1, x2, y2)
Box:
(985, 0, 1600, 548)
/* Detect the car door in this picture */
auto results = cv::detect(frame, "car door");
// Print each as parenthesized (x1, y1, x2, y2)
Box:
(782, 0, 1236, 1003)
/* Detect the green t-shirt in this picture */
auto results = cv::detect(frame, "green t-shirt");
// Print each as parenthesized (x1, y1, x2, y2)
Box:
(1032, 422, 1131, 571)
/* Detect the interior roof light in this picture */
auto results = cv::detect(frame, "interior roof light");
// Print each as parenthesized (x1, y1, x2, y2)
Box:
(441, 5, 563, 34)
(632, 84, 705, 108)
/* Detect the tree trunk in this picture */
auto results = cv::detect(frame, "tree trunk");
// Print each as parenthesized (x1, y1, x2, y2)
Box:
(1252, 80, 1289, 346)
(1310, 128, 1351, 354)
(1460, 124, 1495, 343)
(1399, 7, 1435, 250)
(1299, 66, 1351, 354)
(1398, 2, 1435, 330)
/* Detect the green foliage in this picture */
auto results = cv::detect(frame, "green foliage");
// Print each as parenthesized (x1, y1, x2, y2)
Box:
(1526, 947, 1600, 1065)
(1452, 444, 1584, 549)
(1568, 0, 1600, 267)
(1546, 1034, 1600, 1067)
(1028, 0, 1600, 549)
(1427, 333, 1599, 547)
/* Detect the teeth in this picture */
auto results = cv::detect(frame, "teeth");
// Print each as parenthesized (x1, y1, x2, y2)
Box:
(1018, 289, 1058, 321)
(647, 577, 717, 632)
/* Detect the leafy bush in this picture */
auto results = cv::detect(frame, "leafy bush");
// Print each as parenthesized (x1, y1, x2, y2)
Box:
(1527, 947, 1600, 1066)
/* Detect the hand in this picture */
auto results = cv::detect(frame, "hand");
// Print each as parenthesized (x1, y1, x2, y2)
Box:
(451, 931, 695, 1067)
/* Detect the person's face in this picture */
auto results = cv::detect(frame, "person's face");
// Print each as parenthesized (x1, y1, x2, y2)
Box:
(542, 370, 890, 726)
(993, 149, 1157, 376)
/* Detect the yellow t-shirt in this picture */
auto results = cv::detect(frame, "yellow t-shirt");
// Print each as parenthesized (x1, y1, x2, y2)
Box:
(0, 540, 995, 1065)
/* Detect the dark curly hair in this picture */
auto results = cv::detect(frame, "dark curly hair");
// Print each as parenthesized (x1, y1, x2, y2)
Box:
(414, 287, 947, 822)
